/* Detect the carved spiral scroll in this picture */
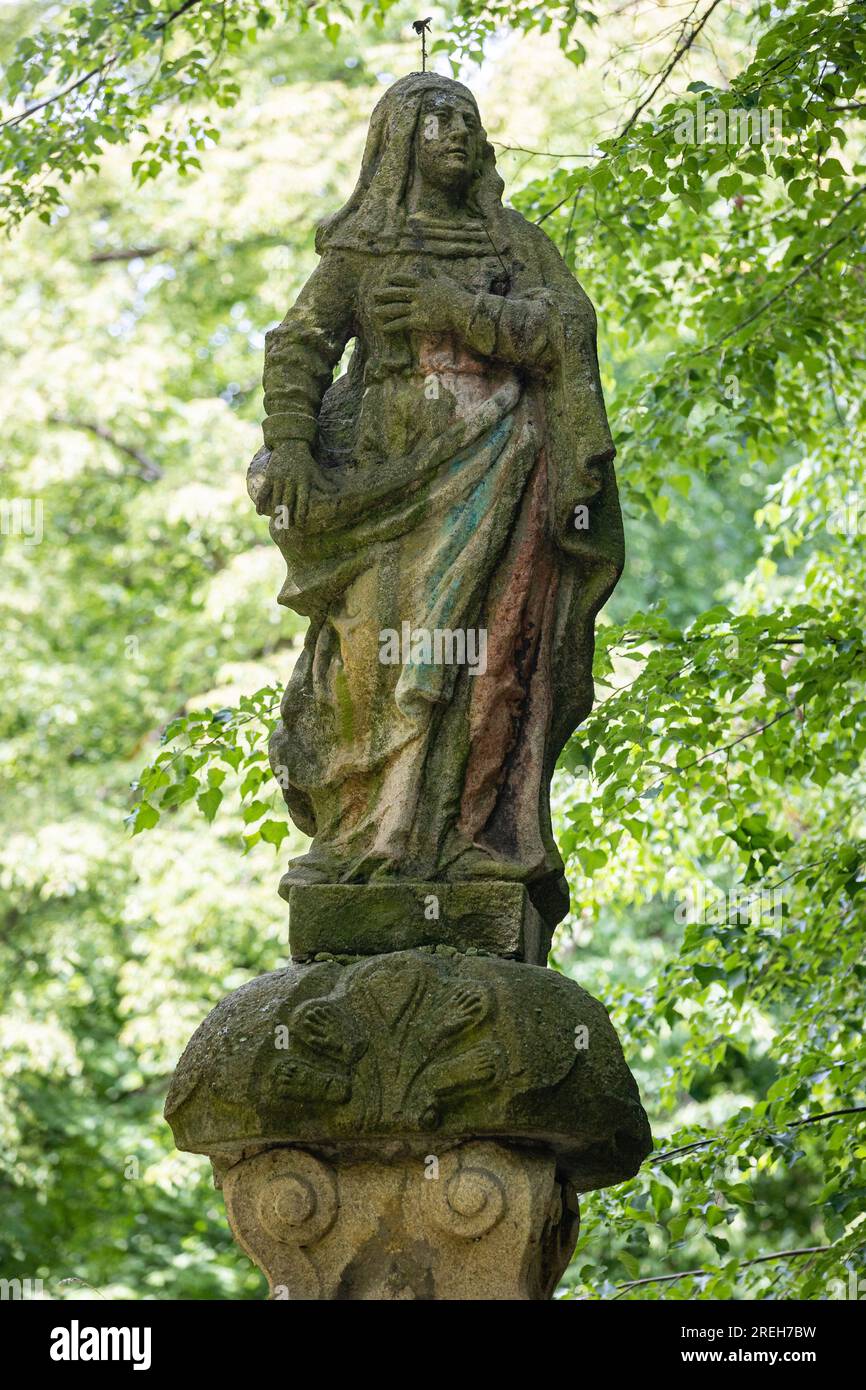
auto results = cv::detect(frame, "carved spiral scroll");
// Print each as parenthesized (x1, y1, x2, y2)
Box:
(251, 1149, 337, 1246)
(223, 1147, 338, 1299)
(421, 1149, 506, 1240)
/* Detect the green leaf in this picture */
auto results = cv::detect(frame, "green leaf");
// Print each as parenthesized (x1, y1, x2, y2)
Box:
(130, 801, 159, 834)
(197, 787, 223, 823)
(260, 820, 289, 848)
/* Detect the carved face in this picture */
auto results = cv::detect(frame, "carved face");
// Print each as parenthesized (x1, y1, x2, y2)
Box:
(413, 90, 481, 198)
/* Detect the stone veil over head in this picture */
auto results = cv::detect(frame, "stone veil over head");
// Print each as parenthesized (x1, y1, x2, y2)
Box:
(315, 73, 508, 256)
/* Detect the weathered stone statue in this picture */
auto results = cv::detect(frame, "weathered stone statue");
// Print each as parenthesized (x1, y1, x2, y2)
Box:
(166, 73, 650, 1301)
(248, 72, 623, 933)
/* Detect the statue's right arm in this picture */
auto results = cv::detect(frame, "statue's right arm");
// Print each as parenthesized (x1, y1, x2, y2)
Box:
(256, 254, 355, 523)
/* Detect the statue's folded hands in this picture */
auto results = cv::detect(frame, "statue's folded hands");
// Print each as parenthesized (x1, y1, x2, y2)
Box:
(371, 271, 556, 374)
(372, 272, 463, 336)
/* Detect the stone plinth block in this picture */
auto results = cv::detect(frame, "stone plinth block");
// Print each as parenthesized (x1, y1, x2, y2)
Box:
(222, 1141, 580, 1300)
(286, 880, 551, 965)
(165, 948, 651, 1191)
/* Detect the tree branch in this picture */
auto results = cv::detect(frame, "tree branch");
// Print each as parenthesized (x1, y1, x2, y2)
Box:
(701, 185, 866, 353)
(0, 0, 206, 131)
(616, 0, 726, 142)
(653, 1105, 866, 1164)
(88, 245, 169, 264)
(48, 415, 162, 482)
(616, 1246, 830, 1293)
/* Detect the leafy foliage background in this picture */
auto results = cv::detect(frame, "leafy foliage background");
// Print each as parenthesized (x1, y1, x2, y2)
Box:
(1, 0, 864, 1299)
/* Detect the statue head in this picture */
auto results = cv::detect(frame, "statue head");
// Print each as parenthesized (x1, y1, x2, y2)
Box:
(412, 83, 482, 201)
(316, 73, 506, 254)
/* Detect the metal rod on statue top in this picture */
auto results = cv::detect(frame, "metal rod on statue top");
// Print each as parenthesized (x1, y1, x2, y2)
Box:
(411, 18, 432, 72)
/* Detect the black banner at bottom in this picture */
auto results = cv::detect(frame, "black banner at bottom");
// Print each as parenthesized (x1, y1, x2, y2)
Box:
(5, 1294, 859, 1377)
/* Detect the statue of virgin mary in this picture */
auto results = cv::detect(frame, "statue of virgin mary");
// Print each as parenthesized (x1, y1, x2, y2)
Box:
(248, 72, 624, 933)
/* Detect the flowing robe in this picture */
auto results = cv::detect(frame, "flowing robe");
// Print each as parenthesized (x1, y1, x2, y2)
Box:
(251, 208, 623, 929)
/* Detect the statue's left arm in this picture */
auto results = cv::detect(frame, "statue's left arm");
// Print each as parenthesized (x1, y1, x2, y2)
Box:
(513, 220, 623, 573)
(455, 220, 622, 570)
